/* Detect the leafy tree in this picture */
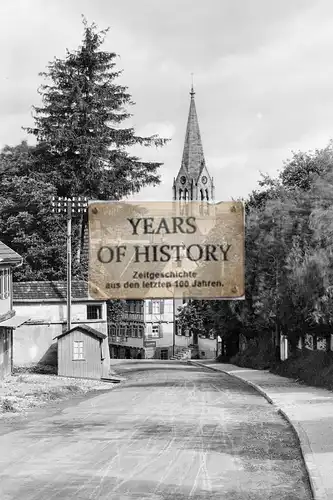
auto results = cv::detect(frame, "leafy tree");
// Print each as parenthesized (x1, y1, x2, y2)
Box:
(0, 18, 169, 281)
(279, 142, 333, 191)
(177, 301, 206, 343)
(107, 299, 127, 324)
(181, 143, 333, 355)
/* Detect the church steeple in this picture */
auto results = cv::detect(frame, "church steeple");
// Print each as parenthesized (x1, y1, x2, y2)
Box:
(180, 83, 205, 181)
(173, 85, 214, 202)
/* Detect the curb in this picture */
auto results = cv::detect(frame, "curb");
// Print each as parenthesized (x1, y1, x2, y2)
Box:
(188, 360, 327, 500)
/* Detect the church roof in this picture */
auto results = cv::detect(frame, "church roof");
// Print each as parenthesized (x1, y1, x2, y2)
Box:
(180, 85, 206, 181)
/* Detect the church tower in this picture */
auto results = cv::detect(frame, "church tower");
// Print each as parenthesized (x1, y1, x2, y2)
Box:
(173, 85, 214, 202)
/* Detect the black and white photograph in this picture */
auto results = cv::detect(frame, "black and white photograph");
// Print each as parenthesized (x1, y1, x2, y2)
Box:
(1, 1, 333, 499)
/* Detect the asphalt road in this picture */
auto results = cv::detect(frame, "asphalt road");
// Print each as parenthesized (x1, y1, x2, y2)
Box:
(0, 361, 312, 500)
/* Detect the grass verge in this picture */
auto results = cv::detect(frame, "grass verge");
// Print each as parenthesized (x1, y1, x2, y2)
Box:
(0, 366, 116, 418)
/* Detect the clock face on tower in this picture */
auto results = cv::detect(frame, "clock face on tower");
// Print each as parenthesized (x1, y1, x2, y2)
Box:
(180, 176, 186, 184)
(201, 176, 208, 184)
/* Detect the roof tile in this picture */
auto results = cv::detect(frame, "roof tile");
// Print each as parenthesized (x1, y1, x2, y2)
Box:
(13, 281, 94, 301)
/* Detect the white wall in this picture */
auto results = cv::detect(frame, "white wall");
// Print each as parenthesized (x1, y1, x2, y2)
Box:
(14, 301, 107, 325)
(198, 337, 216, 359)
(13, 300, 109, 370)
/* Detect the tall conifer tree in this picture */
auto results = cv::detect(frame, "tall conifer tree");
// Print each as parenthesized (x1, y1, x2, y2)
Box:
(25, 17, 168, 199)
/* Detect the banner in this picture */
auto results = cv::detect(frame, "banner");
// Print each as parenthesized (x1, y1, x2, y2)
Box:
(88, 201, 245, 300)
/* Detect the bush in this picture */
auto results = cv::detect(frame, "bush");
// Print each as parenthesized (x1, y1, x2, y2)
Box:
(1, 398, 16, 412)
(229, 339, 277, 370)
(216, 354, 230, 363)
(272, 349, 333, 390)
(13, 364, 57, 375)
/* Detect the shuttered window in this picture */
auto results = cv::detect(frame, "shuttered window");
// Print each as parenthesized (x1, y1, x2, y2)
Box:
(151, 324, 159, 338)
(152, 301, 160, 314)
(149, 324, 163, 339)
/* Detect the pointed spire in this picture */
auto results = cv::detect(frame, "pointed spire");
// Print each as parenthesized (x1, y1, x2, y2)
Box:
(190, 73, 195, 98)
(181, 83, 205, 180)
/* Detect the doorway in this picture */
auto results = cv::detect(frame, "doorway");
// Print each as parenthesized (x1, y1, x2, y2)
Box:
(160, 349, 169, 360)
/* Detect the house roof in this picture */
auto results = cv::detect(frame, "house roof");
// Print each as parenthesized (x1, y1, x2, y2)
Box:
(13, 281, 102, 302)
(54, 324, 107, 340)
(0, 241, 22, 265)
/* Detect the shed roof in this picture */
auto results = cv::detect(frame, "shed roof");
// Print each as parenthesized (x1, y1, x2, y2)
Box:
(0, 241, 22, 265)
(13, 281, 102, 302)
(54, 324, 107, 341)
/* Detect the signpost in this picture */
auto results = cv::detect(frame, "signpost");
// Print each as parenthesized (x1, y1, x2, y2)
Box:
(88, 200, 245, 301)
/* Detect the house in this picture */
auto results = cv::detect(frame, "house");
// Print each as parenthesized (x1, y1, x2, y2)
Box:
(55, 324, 107, 379)
(197, 334, 217, 360)
(109, 298, 193, 360)
(12, 281, 110, 377)
(0, 241, 27, 379)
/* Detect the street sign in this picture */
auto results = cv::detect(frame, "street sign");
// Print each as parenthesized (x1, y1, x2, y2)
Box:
(88, 200, 245, 300)
(144, 341, 157, 348)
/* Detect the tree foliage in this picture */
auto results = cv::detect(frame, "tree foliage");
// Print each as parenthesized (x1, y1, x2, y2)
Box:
(24, 17, 168, 200)
(0, 19, 169, 281)
(179, 142, 333, 344)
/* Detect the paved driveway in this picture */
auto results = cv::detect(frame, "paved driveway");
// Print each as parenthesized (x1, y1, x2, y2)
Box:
(0, 361, 312, 499)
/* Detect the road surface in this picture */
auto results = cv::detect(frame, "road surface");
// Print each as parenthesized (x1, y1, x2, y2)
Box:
(0, 361, 312, 499)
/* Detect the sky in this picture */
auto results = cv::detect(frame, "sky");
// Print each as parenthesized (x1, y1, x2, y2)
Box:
(1, 0, 333, 202)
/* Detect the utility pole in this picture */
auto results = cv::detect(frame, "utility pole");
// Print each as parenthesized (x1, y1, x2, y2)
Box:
(51, 196, 88, 331)
(173, 296, 176, 357)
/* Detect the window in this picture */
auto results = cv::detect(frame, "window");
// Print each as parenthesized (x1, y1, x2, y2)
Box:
(0, 269, 10, 300)
(119, 324, 126, 337)
(108, 324, 116, 336)
(87, 305, 102, 320)
(175, 321, 183, 336)
(73, 341, 84, 360)
(133, 325, 138, 338)
(138, 325, 144, 338)
(153, 301, 161, 314)
(148, 300, 162, 315)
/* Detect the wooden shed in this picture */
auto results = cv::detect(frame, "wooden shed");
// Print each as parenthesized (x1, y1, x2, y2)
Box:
(54, 324, 107, 380)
